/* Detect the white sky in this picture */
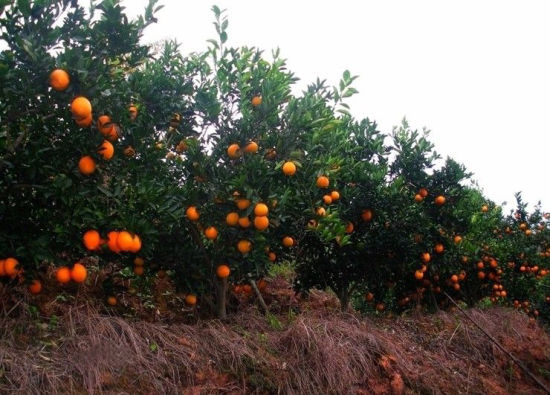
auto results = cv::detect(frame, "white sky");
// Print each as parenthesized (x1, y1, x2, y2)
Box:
(122, 0, 550, 210)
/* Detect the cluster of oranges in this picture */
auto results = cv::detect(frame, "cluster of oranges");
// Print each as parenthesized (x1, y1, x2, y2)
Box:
(55, 263, 87, 284)
(82, 229, 142, 254)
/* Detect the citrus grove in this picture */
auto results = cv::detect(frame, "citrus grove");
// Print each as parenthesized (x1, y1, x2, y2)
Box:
(1, 0, 550, 320)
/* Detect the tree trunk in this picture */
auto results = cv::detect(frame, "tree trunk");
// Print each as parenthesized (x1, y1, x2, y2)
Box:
(216, 277, 228, 319)
(339, 288, 350, 312)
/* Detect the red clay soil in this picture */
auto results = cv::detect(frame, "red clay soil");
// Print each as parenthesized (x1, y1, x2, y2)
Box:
(0, 281, 549, 394)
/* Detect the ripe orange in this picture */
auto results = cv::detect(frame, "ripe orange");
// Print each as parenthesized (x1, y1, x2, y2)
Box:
(316, 207, 326, 216)
(477, 271, 486, 280)
(186, 206, 200, 221)
(107, 231, 121, 253)
(28, 279, 42, 295)
(204, 226, 218, 240)
(70, 96, 92, 119)
(237, 239, 252, 254)
(98, 140, 114, 160)
(345, 222, 354, 234)
(185, 294, 197, 306)
(282, 161, 296, 176)
(453, 283, 460, 291)
(419, 188, 428, 198)
(97, 115, 111, 133)
(361, 209, 373, 222)
(78, 156, 96, 175)
(244, 141, 258, 154)
(316, 175, 329, 188)
(323, 195, 333, 205)
(238, 217, 251, 228)
(227, 143, 241, 159)
(254, 216, 269, 231)
(56, 266, 71, 284)
(434, 243, 444, 254)
(376, 303, 385, 312)
(414, 194, 423, 203)
(481, 204, 489, 213)
(330, 190, 340, 201)
(254, 203, 269, 217)
(104, 124, 120, 142)
(116, 231, 134, 251)
(134, 257, 145, 266)
(216, 264, 230, 278)
(128, 234, 142, 253)
(226, 212, 239, 226)
(450, 274, 459, 283)
(71, 263, 87, 283)
(282, 236, 294, 247)
(235, 198, 251, 210)
(49, 69, 70, 91)
(421, 252, 431, 263)
(415, 270, 424, 280)
(251, 95, 262, 107)
(75, 114, 93, 127)
(434, 195, 446, 206)
(268, 252, 276, 262)
(134, 266, 144, 276)
(83, 230, 101, 251)
(525, 229, 532, 236)
(4, 257, 19, 277)
(365, 292, 374, 302)
(454, 235, 462, 244)
(107, 296, 117, 306)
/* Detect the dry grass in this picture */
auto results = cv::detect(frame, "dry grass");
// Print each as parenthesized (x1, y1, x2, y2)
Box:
(0, 297, 549, 394)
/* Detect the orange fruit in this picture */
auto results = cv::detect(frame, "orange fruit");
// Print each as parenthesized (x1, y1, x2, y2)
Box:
(227, 143, 241, 159)
(345, 222, 354, 234)
(216, 264, 230, 278)
(316, 175, 329, 188)
(128, 234, 142, 253)
(28, 280, 42, 295)
(49, 69, 70, 91)
(243, 284, 252, 295)
(134, 257, 145, 266)
(415, 270, 424, 280)
(254, 203, 269, 217)
(251, 95, 262, 107)
(237, 239, 252, 254)
(282, 161, 296, 176)
(421, 252, 431, 263)
(454, 235, 462, 244)
(365, 292, 374, 302)
(376, 303, 385, 312)
(235, 198, 251, 210)
(414, 194, 423, 203)
(282, 236, 294, 247)
(453, 283, 460, 291)
(477, 271, 486, 280)
(104, 124, 120, 142)
(434, 195, 446, 206)
(56, 266, 71, 284)
(134, 266, 144, 276)
(75, 114, 93, 127)
(238, 217, 251, 228)
(244, 141, 258, 153)
(107, 296, 117, 306)
(361, 209, 373, 222)
(316, 207, 326, 216)
(330, 191, 340, 201)
(83, 230, 101, 250)
(186, 206, 200, 221)
(254, 216, 269, 231)
(117, 231, 134, 251)
(4, 257, 19, 277)
(71, 263, 87, 283)
(477, 261, 484, 269)
(226, 212, 239, 226)
(450, 274, 459, 283)
(185, 294, 197, 306)
(129, 104, 138, 120)
(434, 243, 444, 254)
(70, 96, 92, 119)
(419, 188, 428, 198)
(98, 140, 114, 160)
(107, 231, 121, 253)
(481, 204, 489, 213)
(268, 252, 276, 262)
(78, 156, 96, 175)
(204, 226, 218, 240)
(323, 195, 333, 205)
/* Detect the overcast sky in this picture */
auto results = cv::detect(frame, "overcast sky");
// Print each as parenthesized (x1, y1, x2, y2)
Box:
(122, 0, 550, 211)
